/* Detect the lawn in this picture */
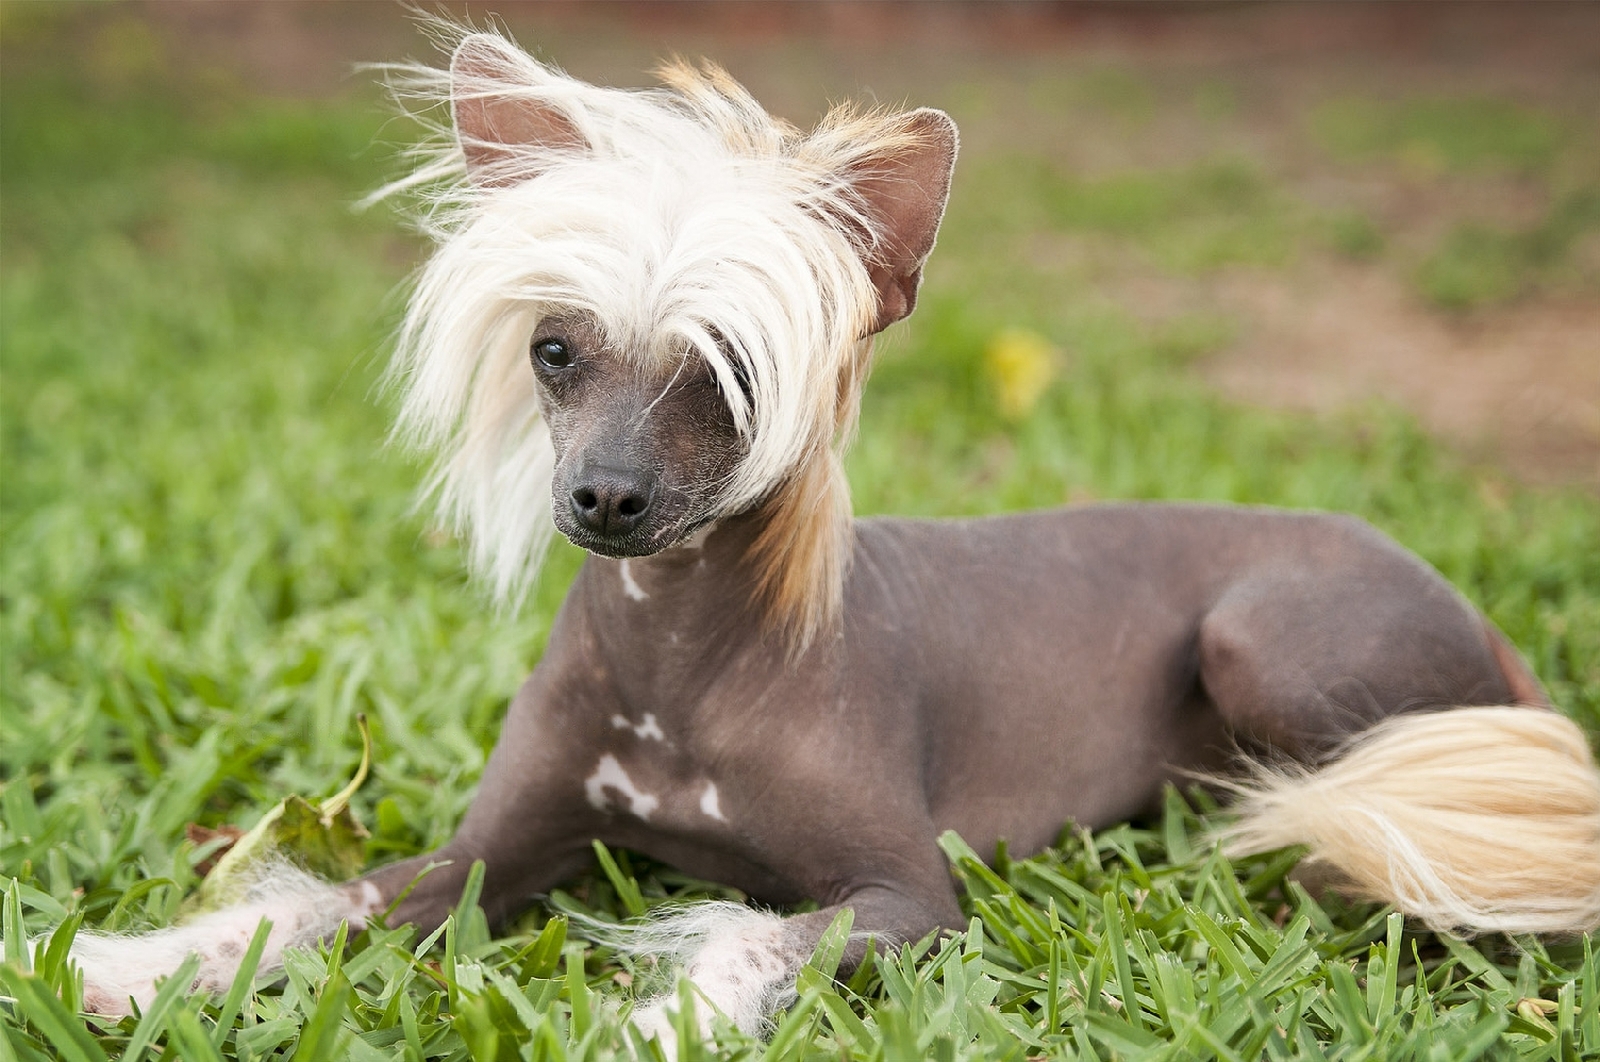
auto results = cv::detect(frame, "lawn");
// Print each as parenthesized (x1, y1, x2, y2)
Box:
(3, 6, 1598, 1060)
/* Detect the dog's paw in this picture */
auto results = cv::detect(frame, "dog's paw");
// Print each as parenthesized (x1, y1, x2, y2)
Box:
(70, 940, 169, 1018)
(629, 1000, 684, 1060)
(80, 981, 140, 1018)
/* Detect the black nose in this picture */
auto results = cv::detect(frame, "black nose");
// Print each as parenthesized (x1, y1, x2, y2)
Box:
(570, 467, 656, 538)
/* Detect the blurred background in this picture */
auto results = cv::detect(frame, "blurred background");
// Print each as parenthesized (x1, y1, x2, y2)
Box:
(7, 1, 1597, 487)
(3, 1, 1598, 913)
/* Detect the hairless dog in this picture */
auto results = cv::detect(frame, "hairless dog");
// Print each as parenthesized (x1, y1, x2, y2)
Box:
(73, 29, 1600, 1050)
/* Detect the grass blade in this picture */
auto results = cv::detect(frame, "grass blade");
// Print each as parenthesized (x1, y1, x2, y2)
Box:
(0, 967, 108, 1062)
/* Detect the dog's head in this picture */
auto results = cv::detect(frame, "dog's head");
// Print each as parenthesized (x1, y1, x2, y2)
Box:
(385, 32, 956, 644)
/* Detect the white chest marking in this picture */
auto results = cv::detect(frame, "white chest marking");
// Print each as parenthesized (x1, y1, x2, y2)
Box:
(699, 781, 727, 823)
(610, 713, 665, 741)
(585, 754, 660, 820)
(619, 559, 648, 601)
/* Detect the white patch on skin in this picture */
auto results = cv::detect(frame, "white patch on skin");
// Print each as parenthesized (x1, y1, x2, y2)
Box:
(699, 781, 727, 823)
(619, 559, 649, 601)
(610, 713, 665, 741)
(585, 753, 660, 819)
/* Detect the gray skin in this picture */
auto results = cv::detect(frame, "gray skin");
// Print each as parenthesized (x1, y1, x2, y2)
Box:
(352, 315, 1532, 977)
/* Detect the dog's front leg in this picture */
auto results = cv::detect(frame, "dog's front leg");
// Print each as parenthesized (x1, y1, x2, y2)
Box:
(357, 665, 602, 935)
(74, 664, 601, 1015)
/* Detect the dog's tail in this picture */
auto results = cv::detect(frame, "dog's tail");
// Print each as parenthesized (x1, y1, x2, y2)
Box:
(1219, 706, 1600, 935)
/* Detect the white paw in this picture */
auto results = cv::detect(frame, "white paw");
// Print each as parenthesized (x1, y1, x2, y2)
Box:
(629, 999, 684, 1060)
(67, 864, 373, 1017)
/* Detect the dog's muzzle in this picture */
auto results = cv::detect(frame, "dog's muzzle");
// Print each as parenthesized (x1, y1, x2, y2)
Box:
(568, 463, 659, 544)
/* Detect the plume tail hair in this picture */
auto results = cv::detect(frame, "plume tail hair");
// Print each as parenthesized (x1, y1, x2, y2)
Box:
(1218, 705, 1600, 935)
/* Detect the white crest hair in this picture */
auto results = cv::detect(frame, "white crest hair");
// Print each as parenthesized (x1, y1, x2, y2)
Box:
(373, 28, 937, 640)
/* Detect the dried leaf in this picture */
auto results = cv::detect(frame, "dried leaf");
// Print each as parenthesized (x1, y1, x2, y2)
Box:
(187, 715, 372, 912)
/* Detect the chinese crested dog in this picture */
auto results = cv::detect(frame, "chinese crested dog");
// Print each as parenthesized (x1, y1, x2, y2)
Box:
(72, 29, 1600, 1048)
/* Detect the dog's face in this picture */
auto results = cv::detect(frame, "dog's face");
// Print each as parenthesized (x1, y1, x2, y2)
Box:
(529, 311, 745, 557)
(388, 34, 958, 617)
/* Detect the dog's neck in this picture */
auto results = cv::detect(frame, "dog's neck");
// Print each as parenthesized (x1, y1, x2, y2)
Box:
(586, 507, 772, 628)
(573, 503, 830, 704)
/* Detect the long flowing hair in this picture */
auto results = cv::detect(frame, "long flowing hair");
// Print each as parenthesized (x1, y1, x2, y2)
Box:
(372, 28, 941, 647)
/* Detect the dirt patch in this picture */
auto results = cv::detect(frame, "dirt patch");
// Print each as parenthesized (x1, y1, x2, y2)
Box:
(1200, 264, 1600, 489)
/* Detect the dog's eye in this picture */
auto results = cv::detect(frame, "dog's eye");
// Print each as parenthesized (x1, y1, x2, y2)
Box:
(727, 360, 754, 408)
(531, 338, 573, 370)
(707, 328, 753, 408)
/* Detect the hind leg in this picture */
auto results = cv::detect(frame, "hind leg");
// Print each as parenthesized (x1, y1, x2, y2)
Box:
(1197, 540, 1514, 757)
(1194, 526, 1600, 933)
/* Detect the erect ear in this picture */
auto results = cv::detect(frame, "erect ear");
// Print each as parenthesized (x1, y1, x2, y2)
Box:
(846, 109, 958, 334)
(450, 34, 587, 187)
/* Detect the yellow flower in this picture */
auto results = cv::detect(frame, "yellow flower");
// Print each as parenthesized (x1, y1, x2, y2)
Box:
(984, 328, 1058, 420)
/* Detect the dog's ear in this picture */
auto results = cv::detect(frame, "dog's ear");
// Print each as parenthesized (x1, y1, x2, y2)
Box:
(451, 35, 587, 186)
(847, 109, 958, 334)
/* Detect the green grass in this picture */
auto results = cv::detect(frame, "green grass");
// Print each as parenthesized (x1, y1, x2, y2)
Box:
(1309, 93, 1600, 310)
(4, 11, 1600, 1060)
(1311, 96, 1563, 175)
(1415, 188, 1600, 310)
